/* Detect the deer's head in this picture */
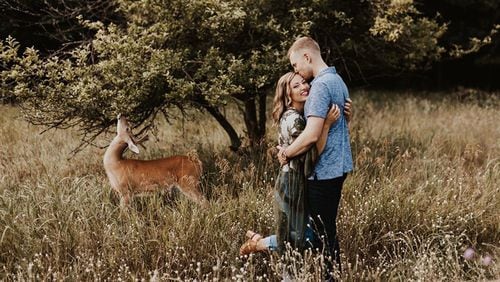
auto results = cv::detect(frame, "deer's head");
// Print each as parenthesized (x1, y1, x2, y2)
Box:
(116, 114, 139, 154)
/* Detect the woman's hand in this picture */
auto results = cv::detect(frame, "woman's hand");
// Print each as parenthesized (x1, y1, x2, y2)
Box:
(276, 145, 289, 166)
(325, 104, 340, 126)
(344, 98, 353, 123)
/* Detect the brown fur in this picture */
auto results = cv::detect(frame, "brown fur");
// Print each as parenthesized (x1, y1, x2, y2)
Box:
(103, 115, 208, 208)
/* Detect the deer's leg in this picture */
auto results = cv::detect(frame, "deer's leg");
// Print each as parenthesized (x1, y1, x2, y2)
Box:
(120, 193, 131, 208)
(178, 176, 209, 208)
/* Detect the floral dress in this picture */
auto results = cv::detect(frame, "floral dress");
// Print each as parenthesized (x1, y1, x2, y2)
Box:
(274, 108, 317, 253)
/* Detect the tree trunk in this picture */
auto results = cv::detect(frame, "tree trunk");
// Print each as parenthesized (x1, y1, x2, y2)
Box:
(243, 99, 258, 146)
(202, 104, 241, 151)
(257, 92, 267, 139)
(243, 94, 267, 147)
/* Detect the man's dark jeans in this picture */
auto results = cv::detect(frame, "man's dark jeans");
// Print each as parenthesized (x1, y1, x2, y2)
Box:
(307, 174, 347, 277)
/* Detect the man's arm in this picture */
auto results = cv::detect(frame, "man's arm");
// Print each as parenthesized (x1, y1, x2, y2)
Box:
(278, 116, 325, 162)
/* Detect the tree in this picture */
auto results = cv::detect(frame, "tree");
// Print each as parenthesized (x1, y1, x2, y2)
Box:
(2, 0, 291, 151)
(418, 0, 499, 52)
(0, 0, 124, 53)
(3, 0, 491, 151)
(417, 0, 500, 88)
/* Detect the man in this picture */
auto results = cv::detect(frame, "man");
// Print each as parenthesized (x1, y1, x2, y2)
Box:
(278, 37, 353, 277)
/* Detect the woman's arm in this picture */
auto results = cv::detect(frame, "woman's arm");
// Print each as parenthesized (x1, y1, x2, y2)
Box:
(344, 98, 353, 125)
(316, 104, 340, 154)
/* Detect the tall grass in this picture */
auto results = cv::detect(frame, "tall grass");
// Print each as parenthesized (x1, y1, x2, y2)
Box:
(0, 91, 498, 281)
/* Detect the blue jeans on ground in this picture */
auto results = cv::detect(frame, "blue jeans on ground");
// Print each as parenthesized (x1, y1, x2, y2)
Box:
(260, 224, 315, 251)
(261, 235, 278, 251)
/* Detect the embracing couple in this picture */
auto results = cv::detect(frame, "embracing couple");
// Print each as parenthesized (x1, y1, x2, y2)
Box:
(240, 37, 354, 279)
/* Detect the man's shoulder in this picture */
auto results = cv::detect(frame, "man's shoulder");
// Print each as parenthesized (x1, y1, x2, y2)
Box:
(317, 71, 342, 85)
(315, 67, 338, 80)
(312, 72, 343, 91)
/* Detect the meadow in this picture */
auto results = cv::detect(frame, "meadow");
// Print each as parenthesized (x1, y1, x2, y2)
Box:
(0, 90, 498, 281)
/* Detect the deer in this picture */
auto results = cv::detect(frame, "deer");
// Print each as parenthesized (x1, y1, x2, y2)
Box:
(103, 114, 208, 208)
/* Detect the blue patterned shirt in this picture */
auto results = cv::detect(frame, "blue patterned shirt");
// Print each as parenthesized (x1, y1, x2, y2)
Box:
(304, 67, 353, 180)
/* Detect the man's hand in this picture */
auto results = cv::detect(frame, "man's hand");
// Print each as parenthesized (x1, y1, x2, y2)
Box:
(276, 145, 289, 166)
(344, 98, 353, 123)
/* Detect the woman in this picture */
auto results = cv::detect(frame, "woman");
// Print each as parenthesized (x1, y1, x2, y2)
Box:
(240, 72, 350, 255)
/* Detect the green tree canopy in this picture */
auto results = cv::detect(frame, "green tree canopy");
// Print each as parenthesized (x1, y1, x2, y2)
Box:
(2, 0, 494, 151)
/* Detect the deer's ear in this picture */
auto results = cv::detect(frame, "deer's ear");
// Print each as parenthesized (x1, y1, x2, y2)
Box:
(127, 140, 139, 154)
(116, 114, 122, 126)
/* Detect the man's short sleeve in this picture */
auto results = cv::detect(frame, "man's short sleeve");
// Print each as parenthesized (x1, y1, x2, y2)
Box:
(305, 81, 331, 119)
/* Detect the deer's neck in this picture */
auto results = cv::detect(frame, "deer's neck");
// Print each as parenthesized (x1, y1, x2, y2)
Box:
(104, 137, 128, 165)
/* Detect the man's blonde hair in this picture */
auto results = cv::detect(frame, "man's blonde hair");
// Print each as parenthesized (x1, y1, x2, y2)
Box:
(287, 36, 321, 58)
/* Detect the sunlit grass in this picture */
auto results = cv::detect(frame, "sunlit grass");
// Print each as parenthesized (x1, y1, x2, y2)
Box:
(0, 91, 498, 280)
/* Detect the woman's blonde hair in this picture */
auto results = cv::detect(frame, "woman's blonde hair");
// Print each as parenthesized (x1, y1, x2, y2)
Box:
(272, 72, 296, 124)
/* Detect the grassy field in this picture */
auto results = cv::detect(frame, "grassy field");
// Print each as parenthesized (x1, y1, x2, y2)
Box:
(0, 90, 499, 281)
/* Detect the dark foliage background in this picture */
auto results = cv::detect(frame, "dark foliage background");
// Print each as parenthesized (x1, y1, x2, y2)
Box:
(1, 0, 498, 150)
